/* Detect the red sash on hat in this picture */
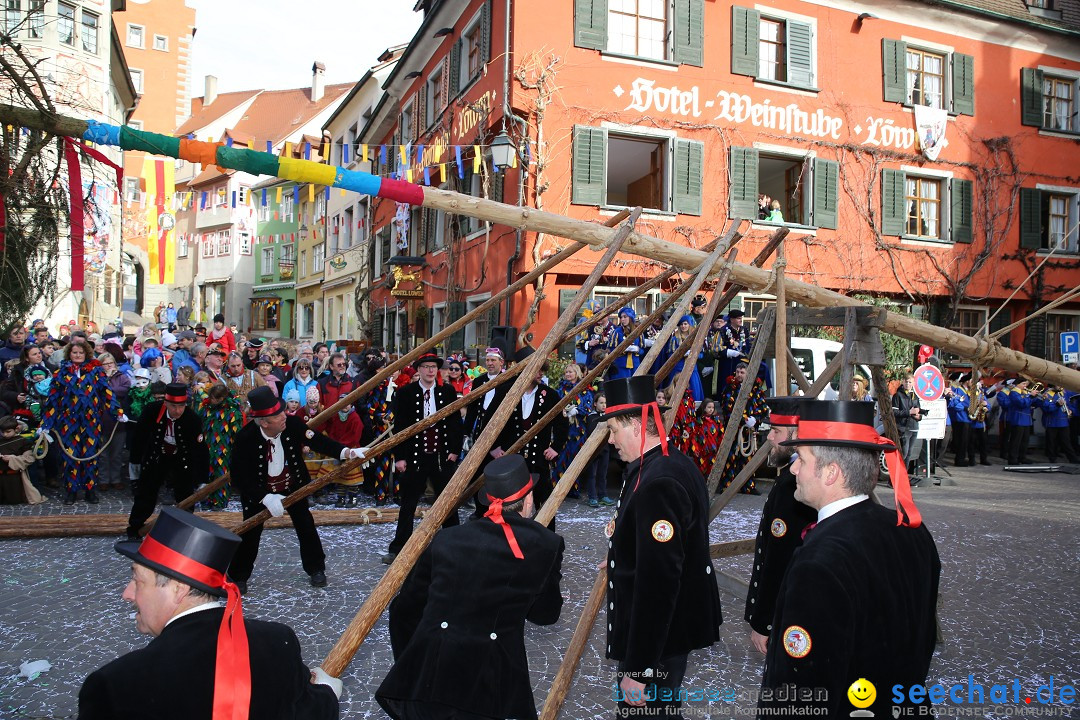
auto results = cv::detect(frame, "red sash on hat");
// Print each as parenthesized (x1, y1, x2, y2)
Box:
(605, 401, 668, 490)
(483, 480, 534, 559)
(769, 413, 799, 426)
(796, 420, 922, 528)
(138, 536, 251, 720)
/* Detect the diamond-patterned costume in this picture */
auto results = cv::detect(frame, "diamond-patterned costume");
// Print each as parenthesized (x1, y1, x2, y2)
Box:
(197, 391, 244, 509)
(718, 375, 768, 494)
(691, 413, 724, 478)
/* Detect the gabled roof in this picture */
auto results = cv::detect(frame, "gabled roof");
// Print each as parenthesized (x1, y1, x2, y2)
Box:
(175, 90, 261, 137)
(919, 0, 1080, 35)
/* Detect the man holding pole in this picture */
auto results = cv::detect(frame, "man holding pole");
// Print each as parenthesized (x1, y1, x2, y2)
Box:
(603, 375, 722, 717)
(745, 397, 815, 655)
(79, 506, 340, 719)
(228, 386, 367, 592)
(375, 454, 564, 720)
(384, 352, 463, 564)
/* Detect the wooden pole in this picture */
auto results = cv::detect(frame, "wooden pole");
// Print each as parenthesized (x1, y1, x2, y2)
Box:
(318, 211, 639, 677)
(708, 349, 846, 521)
(703, 308, 776, 496)
(786, 348, 813, 395)
(774, 241, 788, 397)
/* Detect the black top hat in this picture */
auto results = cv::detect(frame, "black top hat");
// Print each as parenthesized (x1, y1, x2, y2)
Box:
(513, 346, 535, 364)
(603, 375, 660, 419)
(728, 309, 745, 319)
(477, 454, 535, 507)
(247, 386, 283, 418)
(115, 507, 240, 597)
(691, 294, 707, 308)
(764, 397, 805, 427)
(412, 351, 443, 369)
(779, 400, 894, 451)
(164, 383, 189, 404)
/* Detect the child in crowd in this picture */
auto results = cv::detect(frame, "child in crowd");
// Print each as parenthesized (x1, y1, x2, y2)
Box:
(283, 388, 302, 417)
(691, 399, 724, 478)
(581, 393, 616, 509)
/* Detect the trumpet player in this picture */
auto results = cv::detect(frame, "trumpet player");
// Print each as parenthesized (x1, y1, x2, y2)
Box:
(968, 382, 993, 466)
(946, 374, 972, 467)
(1040, 385, 1079, 463)
(1005, 379, 1036, 465)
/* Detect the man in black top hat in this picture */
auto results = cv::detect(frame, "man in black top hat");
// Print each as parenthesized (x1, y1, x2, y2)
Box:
(384, 352, 463, 564)
(496, 347, 568, 528)
(602, 375, 722, 717)
(242, 337, 264, 370)
(759, 401, 940, 717)
(80, 507, 340, 719)
(717, 309, 751, 382)
(229, 386, 366, 591)
(126, 384, 210, 539)
(745, 397, 815, 655)
(376, 454, 563, 720)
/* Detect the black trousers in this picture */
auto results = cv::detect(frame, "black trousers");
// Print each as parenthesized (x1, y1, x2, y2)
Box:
(526, 458, 556, 531)
(1045, 426, 1079, 462)
(999, 422, 1013, 459)
(952, 422, 970, 465)
(228, 496, 324, 582)
(1007, 425, 1031, 464)
(390, 453, 459, 554)
(127, 461, 195, 535)
(615, 653, 689, 718)
(970, 427, 988, 463)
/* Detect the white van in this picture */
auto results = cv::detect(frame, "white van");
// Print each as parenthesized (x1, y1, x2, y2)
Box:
(777, 337, 874, 399)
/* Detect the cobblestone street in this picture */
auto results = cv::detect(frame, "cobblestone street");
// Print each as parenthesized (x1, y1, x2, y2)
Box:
(1, 461, 1078, 719)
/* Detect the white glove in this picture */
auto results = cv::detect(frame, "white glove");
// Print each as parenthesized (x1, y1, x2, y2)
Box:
(567, 406, 578, 418)
(261, 493, 286, 518)
(726, 349, 742, 358)
(643, 338, 655, 348)
(702, 367, 713, 377)
(311, 667, 343, 698)
(342, 447, 369, 461)
(745, 416, 757, 429)
(627, 345, 640, 354)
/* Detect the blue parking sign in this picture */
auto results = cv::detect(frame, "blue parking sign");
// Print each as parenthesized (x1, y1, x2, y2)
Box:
(1061, 331, 1079, 356)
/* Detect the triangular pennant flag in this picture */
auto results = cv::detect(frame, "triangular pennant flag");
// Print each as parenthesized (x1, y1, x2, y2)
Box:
(440, 163, 446, 183)
(304, 142, 311, 160)
(343, 144, 349, 165)
(325, 187, 330, 201)
(231, 191, 236, 208)
(380, 145, 387, 166)
(456, 146, 464, 179)
(362, 144, 369, 163)
(416, 145, 425, 164)
(399, 145, 408, 165)
(266, 140, 273, 153)
(276, 187, 282, 203)
(285, 142, 293, 157)
(423, 166, 431, 185)
(473, 146, 481, 173)
(308, 183, 314, 202)
(248, 139, 255, 150)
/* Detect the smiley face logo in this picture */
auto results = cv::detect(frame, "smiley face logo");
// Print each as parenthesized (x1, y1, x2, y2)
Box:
(847, 678, 876, 709)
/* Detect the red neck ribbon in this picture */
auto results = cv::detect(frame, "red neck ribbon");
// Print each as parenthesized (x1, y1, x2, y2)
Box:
(483, 480, 535, 559)
(138, 536, 251, 720)
(605, 401, 668, 490)
(796, 420, 922, 528)
(769, 414, 799, 426)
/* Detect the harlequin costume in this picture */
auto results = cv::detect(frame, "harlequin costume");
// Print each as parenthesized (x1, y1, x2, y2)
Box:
(668, 390, 698, 457)
(718, 371, 768, 494)
(602, 376, 722, 717)
(689, 411, 723, 478)
(358, 376, 395, 504)
(40, 357, 122, 501)
(554, 379, 594, 491)
(198, 390, 245, 509)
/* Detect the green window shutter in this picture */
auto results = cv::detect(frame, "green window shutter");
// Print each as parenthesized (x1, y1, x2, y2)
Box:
(457, 164, 474, 235)
(1020, 68, 1044, 127)
(988, 307, 1011, 348)
(882, 39, 908, 103)
(881, 168, 906, 236)
(673, 0, 704, 67)
(728, 145, 759, 220)
(574, 0, 607, 51)
(488, 302, 501, 337)
(491, 173, 505, 204)
(812, 158, 839, 230)
(950, 178, 973, 244)
(449, 40, 462, 97)
(673, 138, 704, 216)
(1024, 313, 1047, 356)
(448, 301, 466, 351)
(371, 312, 384, 345)
(421, 208, 433, 254)
(417, 85, 427, 135)
(1019, 187, 1042, 249)
(786, 20, 814, 88)
(559, 289, 578, 358)
(951, 53, 975, 116)
(571, 125, 606, 206)
(731, 6, 760, 77)
(480, 0, 492, 63)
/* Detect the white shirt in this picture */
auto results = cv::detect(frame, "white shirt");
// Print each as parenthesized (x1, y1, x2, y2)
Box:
(817, 494, 869, 523)
(521, 386, 537, 420)
(483, 373, 499, 409)
(260, 427, 286, 476)
(419, 380, 436, 417)
(165, 600, 222, 629)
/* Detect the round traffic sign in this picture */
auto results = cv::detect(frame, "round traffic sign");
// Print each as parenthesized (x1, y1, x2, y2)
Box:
(913, 363, 945, 402)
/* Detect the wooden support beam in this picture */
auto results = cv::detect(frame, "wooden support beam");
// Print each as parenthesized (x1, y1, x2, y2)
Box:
(786, 348, 812, 394)
(840, 307, 858, 398)
(786, 306, 886, 327)
(709, 538, 756, 558)
(774, 242, 788, 397)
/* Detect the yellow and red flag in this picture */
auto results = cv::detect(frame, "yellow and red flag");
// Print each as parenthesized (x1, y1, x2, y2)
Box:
(142, 157, 176, 284)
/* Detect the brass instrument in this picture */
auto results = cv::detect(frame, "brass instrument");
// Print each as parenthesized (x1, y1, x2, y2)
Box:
(967, 371, 987, 423)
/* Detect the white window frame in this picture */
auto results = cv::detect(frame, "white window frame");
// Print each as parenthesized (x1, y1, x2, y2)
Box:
(431, 301, 446, 339)
(27, 0, 43, 39)
(129, 68, 144, 94)
(460, 10, 484, 89)
(80, 9, 98, 54)
(177, 233, 188, 258)
(425, 61, 444, 129)
(299, 249, 307, 278)
(124, 177, 140, 202)
(752, 5, 818, 92)
(57, 1, 75, 45)
(464, 292, 492, 350)
(126, 23, 144, 48)
(4, 0, 22, 36)
(900, 164, 953, 244)
(751, 141, 817, 228)
(261, 247, 274, 276)
(605, 0, 670, 62)
(598, 122, 678, 214)
(219, 230, 232, 255)
(313, 243, 325, 273)
(899, 37, 955, 112)
(401, 99, 414, 146)
(1035, 182, 1080, 254)
(202, 233, 215, 258)
(152, 33, 168, 51)
(1038, 65, 1080, 135)
(238, 231, 252, 256)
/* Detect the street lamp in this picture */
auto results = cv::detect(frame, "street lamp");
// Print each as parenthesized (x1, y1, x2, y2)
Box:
(490, 131, 516, 171)
(299, 223, 308, 240)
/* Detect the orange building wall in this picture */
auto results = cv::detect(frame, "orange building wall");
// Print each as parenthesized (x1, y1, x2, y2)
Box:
(370, 0, 1080, 354)
(118, 0, 195, 255)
